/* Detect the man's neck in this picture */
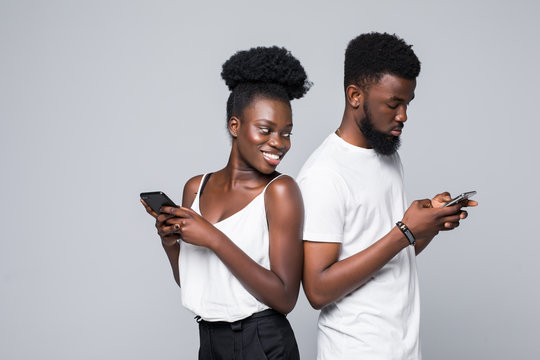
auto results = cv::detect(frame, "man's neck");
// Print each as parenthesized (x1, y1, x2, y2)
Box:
(337, 111, 371, 148)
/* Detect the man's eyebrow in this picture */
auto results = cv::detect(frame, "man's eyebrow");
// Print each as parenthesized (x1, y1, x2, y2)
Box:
(389, 94, 415, 102)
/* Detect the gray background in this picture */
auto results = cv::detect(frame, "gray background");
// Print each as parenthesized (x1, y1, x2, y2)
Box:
(1, 0, 539, 359)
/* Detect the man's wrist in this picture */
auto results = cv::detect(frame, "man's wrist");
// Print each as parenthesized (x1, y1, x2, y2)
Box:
(396, 221, 416, 246)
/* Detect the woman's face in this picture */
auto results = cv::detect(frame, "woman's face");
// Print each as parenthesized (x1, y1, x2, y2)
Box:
(231, 97, 293, 174)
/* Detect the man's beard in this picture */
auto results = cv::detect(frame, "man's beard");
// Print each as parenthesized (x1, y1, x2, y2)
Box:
(360, 103, 401, 156)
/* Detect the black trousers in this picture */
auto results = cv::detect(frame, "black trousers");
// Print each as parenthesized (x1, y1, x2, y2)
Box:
(197, 309, 300, 360)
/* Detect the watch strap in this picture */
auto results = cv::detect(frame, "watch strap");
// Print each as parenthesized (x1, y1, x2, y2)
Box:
(396, 221, 416, 246)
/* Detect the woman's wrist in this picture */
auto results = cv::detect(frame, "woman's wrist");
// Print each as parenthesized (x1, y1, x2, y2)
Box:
(162, 237, 180, 248)
(206, 231, 226, 252)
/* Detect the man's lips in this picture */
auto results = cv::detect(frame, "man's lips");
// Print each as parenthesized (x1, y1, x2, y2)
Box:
(391, 125, 403, 136)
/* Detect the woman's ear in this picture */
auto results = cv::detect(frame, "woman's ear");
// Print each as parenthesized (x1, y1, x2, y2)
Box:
(228, 116, 240, 138)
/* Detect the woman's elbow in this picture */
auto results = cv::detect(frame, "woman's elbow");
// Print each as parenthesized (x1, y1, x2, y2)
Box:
(272, 300, 295, 315)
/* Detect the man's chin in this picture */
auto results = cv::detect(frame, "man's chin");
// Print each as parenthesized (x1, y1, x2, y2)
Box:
(370, 136, 400, 155)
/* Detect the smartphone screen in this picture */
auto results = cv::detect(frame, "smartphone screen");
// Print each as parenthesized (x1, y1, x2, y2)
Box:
(140, 191, 178, 214)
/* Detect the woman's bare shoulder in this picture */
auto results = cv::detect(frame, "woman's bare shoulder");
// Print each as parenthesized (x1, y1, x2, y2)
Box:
(265, 174, 302, 203)
(182, 174, 204, 208)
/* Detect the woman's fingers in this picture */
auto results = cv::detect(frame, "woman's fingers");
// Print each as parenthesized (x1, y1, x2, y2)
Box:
(140, 199, 159, 218)
(161, 206, 192, 218)
(158, 224, 179, 237)
(156, 213, 176, 227)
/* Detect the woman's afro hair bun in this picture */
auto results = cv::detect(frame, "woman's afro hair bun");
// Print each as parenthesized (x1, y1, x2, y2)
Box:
(221, 46, 311, 100)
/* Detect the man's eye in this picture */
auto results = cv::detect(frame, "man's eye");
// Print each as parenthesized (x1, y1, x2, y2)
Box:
(387, 104, 399, 110)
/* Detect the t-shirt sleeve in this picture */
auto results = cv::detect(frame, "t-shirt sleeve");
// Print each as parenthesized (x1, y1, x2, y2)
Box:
(298, 167, 348, 243)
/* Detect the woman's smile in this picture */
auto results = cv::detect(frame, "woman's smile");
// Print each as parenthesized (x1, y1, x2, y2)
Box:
(233, 97, 293, 173)
(262, 151, 282, 166)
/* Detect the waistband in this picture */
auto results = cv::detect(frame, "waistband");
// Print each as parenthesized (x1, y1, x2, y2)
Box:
(196, 309, 283, 331)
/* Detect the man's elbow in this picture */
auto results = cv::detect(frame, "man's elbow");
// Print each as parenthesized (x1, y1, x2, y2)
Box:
(303, 285, 331, 310)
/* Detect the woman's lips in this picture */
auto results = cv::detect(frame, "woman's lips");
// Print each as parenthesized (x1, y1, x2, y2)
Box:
(262, 151, 281, 166)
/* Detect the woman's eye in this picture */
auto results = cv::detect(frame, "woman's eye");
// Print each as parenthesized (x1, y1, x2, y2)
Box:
(259, 128, 271, 135)
(282, 132, 292, 138)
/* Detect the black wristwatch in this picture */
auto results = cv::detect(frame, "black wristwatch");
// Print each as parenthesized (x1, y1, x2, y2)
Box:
(396, 221, 416, 246)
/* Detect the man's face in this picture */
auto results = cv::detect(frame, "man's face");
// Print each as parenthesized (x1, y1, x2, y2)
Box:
(359, 74, 416, 155)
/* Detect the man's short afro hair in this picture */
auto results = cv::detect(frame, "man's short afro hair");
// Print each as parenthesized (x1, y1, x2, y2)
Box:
(221, 46, 311, 121)
(344, 32, 421, 89)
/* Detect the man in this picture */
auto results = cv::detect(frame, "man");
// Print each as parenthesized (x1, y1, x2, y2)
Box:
(297, 32, 476, 359)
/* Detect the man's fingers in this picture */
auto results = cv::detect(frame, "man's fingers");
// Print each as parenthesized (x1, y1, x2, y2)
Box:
(443, 221, 460, 230)
(441, 214, 461, 224)
(416, 199, 432, 208)
(437, 203, 464, 216)
(435, 192, 452, 202)
(430, 192, 452, 208)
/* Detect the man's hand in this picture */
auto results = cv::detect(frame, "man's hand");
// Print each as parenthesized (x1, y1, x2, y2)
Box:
(431, 192, 478, 229)
(402, 199, 463, 240)
(404, 191, 478, 255)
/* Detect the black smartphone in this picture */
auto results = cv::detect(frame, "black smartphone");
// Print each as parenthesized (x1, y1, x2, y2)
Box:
(140, 191, 178, 214)
(441, 191, 477, 207)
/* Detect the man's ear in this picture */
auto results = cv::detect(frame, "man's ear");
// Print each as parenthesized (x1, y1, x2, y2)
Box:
(228, 116, 240, 138)
(345, 84, 365, 109)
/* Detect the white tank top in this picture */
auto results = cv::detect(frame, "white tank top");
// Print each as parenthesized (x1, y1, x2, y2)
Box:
(179, 174, 282, 322)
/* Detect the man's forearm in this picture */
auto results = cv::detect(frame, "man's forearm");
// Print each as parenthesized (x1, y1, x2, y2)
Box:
(304, 227, 410, 309)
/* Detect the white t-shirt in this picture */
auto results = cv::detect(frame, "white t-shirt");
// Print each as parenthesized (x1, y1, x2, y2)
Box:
(297, 133, 421, 360)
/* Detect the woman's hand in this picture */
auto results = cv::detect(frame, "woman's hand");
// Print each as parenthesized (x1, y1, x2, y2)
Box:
(160, 206, 222, 249)
(140, 199, 180, 247)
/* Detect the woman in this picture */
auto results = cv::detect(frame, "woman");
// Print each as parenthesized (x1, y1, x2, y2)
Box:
(141, 46, 311, 359)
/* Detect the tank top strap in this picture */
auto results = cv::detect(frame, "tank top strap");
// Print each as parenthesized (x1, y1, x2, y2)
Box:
(195, 173, 213, 197)
(191, 174, 211, 212)
(199, 172, 213, 196)
(262, 173, 285, 193)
